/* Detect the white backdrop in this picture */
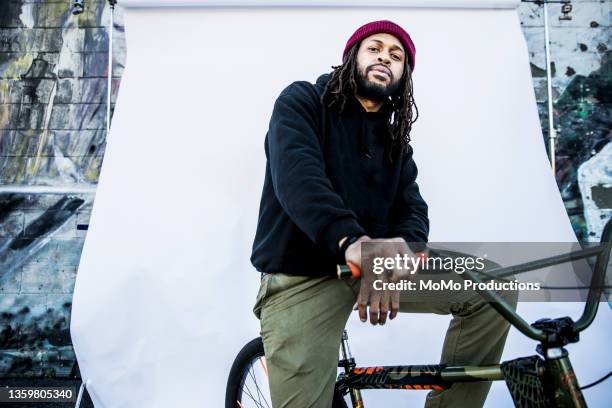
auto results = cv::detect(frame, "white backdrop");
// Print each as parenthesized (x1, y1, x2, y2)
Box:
(71, 1, 611, 407)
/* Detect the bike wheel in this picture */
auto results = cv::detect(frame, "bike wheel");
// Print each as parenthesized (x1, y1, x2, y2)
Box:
(225, 337, 348, 408)
(226, 337, 271, 408)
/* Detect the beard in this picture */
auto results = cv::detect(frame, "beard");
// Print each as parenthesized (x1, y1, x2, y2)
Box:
(355, 64, 401, 102)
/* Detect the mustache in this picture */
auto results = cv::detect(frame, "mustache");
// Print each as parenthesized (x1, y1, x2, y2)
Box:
(366, 64, 393, 80)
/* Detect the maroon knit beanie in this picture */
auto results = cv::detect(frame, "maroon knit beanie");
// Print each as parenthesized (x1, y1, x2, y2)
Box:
(343, 20, 416, 72)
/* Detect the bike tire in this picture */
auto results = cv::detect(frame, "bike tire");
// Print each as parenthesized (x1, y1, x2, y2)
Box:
(225, 337, 348, 408)
(226, 337, 269, 408)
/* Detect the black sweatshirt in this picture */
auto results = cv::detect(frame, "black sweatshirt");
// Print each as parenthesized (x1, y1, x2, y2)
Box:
(251, 74, 429, 277)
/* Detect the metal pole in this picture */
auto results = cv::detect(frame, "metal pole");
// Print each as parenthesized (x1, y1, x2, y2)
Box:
(543, 1, 556, 175)
(0, 185, 96, 194)
(106, 1, 115, 134)
(74, 381, 86, 407)
(74, 378, 90, 408)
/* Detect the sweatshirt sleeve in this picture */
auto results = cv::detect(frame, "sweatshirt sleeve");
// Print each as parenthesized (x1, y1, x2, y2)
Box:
(267, 85, 366, 255)
(389, 149, 429, 248)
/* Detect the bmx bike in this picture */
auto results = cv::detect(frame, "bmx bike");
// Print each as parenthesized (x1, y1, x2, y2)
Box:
(226, 219, 612, 408)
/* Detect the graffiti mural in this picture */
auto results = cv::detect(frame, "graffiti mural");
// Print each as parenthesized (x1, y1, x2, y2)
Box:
(520, 1, 611, 240)
(0, 0, 125, 378)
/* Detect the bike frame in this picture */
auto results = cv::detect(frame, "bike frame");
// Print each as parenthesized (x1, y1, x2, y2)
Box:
(336, 219, 612, 408)
(337, 328, 506, 407)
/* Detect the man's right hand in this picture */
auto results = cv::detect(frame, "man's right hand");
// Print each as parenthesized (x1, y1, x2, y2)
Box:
(344, 237, 416, 326)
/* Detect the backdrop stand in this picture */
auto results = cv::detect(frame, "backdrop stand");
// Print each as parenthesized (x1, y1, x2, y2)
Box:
(523, 0, 575, 173)
(74, 379, 90, 408)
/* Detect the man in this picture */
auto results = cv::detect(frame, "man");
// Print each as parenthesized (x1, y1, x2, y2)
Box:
(251, 20, 517, 408)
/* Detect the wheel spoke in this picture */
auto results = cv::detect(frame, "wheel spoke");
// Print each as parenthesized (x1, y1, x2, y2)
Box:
(248, 363, 263, 406)
(238, 357, 271, 408)
(242, 383, 264, 408)
(248, 360, 270, 408)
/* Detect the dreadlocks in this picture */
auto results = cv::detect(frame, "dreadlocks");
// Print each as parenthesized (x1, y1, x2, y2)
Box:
(321, 44, 419, 161)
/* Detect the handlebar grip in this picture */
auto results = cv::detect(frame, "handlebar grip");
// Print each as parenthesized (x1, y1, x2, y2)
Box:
(337, 261, 361, 279)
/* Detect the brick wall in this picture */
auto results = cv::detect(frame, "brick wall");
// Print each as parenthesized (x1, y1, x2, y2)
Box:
(0, 0, 124, 378)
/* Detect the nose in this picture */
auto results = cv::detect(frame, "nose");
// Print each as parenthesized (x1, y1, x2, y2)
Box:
(377, 52, 391, 65)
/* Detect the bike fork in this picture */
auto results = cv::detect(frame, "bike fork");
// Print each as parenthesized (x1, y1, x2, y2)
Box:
(340, 330, 364, 408)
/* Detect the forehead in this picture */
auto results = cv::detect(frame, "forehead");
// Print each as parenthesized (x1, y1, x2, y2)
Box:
(361, 33, 404, 52)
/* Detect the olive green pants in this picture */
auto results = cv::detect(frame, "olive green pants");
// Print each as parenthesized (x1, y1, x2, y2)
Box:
(253, 269, 518, 408)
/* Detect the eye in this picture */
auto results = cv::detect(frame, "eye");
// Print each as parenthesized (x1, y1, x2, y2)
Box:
(368, 47, 379, 52)
(391, 54, 401, 61)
